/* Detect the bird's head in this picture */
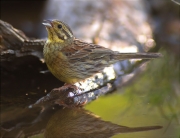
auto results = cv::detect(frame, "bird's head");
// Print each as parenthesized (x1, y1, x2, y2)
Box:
(43, 19, 74, 44)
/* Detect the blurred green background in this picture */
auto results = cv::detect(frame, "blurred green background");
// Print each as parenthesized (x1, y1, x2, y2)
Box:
(86, 49, 180, 138)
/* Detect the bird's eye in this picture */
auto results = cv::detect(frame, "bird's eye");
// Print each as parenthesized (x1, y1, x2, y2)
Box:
(58, 24, 62, 29)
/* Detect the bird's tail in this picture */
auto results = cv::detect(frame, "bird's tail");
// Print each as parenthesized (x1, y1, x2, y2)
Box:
(115, 125, 162, 133)
(114, 52, 162, 60)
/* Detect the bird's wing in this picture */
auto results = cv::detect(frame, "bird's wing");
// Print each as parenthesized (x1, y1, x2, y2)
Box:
(61, 39, 162, 63)
(61, 39, 117, 64)
(60, 39, 162, 78)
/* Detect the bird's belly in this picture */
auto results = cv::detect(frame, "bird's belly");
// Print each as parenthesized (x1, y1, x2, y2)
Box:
(47, 63, 82, 84)
(45, 53, 83, 84)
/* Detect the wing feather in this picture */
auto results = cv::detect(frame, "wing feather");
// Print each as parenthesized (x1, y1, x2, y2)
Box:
(61, 39, 115, 63)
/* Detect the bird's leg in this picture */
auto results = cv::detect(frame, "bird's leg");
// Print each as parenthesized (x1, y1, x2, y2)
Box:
(52, 83, 78, 92)
(52, 84, 88, 107)
(64, 83, 78, 90)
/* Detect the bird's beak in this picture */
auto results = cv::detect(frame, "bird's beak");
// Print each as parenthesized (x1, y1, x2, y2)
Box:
(42, 20, 53, 27)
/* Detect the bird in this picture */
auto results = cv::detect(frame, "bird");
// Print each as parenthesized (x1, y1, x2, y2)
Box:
(42, 19, 162, 86)
(44, 108, 162, 138)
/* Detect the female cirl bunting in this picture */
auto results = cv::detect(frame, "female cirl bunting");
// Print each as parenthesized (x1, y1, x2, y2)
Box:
(43, 19, 162, 88)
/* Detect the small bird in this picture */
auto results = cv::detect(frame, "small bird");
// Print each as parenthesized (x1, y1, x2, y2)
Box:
(44, 108, 162, 138)
(43, 19, 162, 85)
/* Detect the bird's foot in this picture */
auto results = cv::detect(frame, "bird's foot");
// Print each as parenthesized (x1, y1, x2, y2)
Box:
(56, 96, 87, 108)
(52, 84, 87, 107)
(64, 83, 78, 90)
(52, 84, 78, 92)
